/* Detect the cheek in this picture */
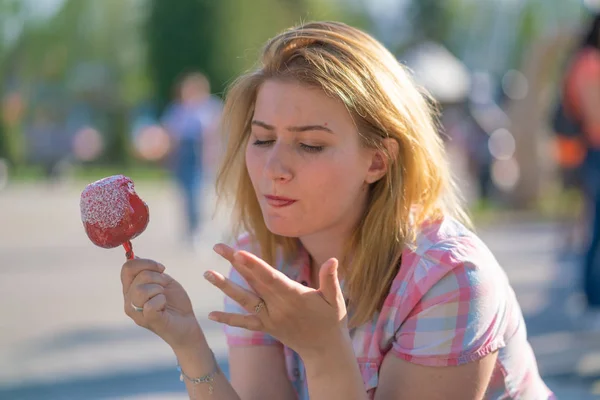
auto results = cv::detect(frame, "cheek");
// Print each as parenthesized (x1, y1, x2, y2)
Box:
(303, 154, 365, 201)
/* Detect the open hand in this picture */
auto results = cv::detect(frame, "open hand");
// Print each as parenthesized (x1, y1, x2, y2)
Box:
(204, 244, 348, 357)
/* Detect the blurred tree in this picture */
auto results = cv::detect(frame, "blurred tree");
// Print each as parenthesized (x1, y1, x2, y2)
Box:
(146, 0, 364, 115)
(353, 0, 464, 55)
(407, 0, 455, 46)
(146, 0, 222, 114)
(0, 0, 27, 169)
(283, 0, 309, 16)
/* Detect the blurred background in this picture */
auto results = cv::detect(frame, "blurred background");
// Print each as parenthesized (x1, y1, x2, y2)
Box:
(1, 0, 600, 398)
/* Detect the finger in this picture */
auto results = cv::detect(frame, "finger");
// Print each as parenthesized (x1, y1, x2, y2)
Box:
(213, 243, 235, 263)
(130, 270, 173, 289)
(216, 244, 303, 300)
(232, 251, 297, 299)
(121, 259, 166, 293)
(204, 270, 262, 313)
(208, 311, 264, 331)
(129, 283, 164, 311)
(318, 258, 342, 305)
(143, 293, 167, 323)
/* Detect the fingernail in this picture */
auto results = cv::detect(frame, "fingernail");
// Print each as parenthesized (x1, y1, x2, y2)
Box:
(208, 313, 218, 321)
(213, 245, 223, 256)
(204, 271, 215, 283)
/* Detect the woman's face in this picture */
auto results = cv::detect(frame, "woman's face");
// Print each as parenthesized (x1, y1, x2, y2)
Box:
(245, 79, 383, 239)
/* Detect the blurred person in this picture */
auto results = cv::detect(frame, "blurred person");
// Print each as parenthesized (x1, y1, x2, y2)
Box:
(467, 114, 495, 205)
(556, 13, 600, 316)
(120, 22, 553, 399)
(161, 72, 222, 245)
(445, 103, 495, 206)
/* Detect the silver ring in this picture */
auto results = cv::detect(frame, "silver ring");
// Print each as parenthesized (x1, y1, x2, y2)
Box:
(131, 302, 144, 312)
(254, 299, 265, 314)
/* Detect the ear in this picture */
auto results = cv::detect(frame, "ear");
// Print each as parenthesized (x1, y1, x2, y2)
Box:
(365, 138, 399, 184)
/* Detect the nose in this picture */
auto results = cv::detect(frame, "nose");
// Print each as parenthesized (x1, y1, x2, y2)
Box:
(264, 142, 293, 183)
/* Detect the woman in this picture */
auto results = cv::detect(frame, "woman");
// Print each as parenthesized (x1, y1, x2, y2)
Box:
(121, 21, 553, 399)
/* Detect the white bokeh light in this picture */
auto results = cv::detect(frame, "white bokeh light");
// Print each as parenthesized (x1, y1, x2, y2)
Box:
(488, 128, 516, 161)
(491, 158, 520, 191)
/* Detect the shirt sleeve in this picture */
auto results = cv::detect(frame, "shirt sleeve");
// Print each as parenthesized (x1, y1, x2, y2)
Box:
(223, 235, 280, 347)
(391, 238, 508, 367)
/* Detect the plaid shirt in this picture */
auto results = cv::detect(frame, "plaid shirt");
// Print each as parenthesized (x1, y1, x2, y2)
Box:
(224, 217, 554, 399)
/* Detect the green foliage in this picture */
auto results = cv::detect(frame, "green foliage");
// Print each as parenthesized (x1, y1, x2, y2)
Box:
(146, 0, 222, 113)
(0, 0, 26, 164)
(408, 0, 454, 45)
(145, 0, 361, 114)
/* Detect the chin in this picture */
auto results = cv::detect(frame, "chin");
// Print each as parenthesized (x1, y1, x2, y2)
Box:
(264, 218, 307, 238)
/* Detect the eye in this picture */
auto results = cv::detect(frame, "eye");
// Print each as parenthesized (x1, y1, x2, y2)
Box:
(300, 143, 324, 153)
(252, 139, 274, 147)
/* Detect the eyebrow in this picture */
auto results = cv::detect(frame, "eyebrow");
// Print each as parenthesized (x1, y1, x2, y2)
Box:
(251, 119, 333, 134)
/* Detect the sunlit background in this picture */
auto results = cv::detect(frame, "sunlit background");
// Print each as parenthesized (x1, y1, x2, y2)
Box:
(1, 0, 600, 398)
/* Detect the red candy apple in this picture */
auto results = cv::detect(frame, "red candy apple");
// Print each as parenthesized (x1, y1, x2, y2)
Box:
(80, 175, 149, 259)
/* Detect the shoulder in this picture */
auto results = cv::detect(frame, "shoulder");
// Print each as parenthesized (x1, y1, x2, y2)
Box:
(400, 217, 503, 294)
(207, 96, 224, 110)
(198, 97, 223, 119)
(386, 217, 510, 332)
(385, 218, 511, 365)
(160, 103, 181, 125)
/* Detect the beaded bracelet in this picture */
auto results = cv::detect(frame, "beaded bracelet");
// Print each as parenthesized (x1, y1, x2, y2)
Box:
(177, 349, 220, 396)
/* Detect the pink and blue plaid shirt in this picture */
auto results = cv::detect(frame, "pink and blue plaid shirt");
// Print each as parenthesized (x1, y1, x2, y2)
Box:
(224, 217, 554, 399)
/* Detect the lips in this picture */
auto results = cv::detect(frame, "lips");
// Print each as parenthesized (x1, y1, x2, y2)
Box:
(265, 195, 297, 208)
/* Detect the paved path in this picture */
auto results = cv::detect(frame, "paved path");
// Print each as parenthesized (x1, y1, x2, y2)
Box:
(0, 181, 598, 399)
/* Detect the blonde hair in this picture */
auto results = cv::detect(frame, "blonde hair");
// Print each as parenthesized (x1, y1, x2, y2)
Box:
(216, 21, 470, 328)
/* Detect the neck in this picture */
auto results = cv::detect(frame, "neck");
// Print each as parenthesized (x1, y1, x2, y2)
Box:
(299, 195, 367, 277)
(300, 228, 349, 275)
